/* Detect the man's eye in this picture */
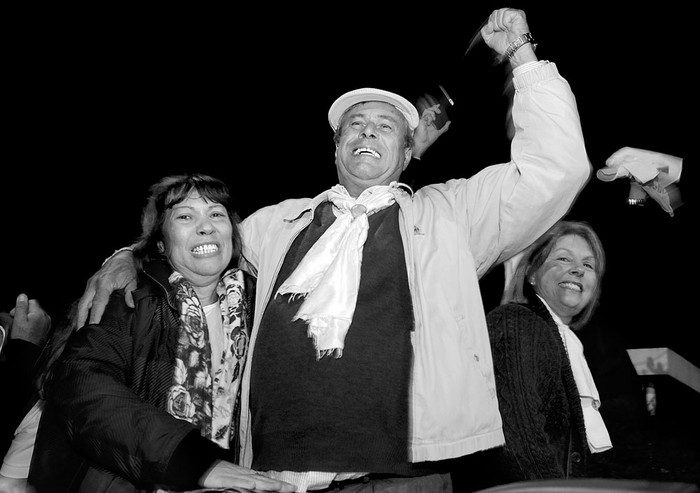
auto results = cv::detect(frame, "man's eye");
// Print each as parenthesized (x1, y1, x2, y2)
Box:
(379, 123, 393, 131)
(176, 214, 191, 220)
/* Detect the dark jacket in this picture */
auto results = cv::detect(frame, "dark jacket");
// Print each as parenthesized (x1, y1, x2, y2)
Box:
(456, 289, 588, 491)
(28, 260, 254, 493)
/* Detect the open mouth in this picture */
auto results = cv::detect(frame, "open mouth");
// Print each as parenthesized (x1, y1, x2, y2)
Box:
(353, 147, 381, 158)
(192, 244, 219, 255)
(559, 281, 582, 292)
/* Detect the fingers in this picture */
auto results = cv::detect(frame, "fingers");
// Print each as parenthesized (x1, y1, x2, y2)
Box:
(4, 294, 51, 346)
(13, 293, 29, 325)
(87, 288, 111, 326)
(0, 476, 30, 493)
(23, 298, 51, 346)
(482, 8, 527, 37)
(27, 299, 51, 331)
(245, 471, 295, 492)
(423, 93, 439, 107)
(201, 463, 296, 491)
(480, 11, 495, 37)
(27, 299, 51, 325)
(416, 97, 431, 116)
(27, 299, 46, 316)
(420, 110, 435, 127)
(76, 281, 96, 329)
(417, 94, 440, 116)
(78, 249, 138, 326)
(482, 8, 510, 36)
(419, 102, 443, 123)
(419, 105, 441, 122)
(125, 280, 137, 309)
(250, 476, 297, 492)
(492, 8, 525, 32)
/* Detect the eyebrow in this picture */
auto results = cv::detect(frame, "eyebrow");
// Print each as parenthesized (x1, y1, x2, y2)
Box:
(553, 247, 595, 261)
(346, 110, 400, 126)
(171, 203, 225, 212)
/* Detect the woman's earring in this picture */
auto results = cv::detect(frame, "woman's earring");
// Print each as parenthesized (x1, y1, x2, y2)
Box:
(157, 241, 165, 254)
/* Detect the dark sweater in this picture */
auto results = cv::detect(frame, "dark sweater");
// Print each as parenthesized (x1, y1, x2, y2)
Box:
(454, 293, 588, 491)
(250, 202, 421, 475)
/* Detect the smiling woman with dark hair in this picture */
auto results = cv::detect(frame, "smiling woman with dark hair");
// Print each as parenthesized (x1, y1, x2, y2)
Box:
(28, 174, 294, 492)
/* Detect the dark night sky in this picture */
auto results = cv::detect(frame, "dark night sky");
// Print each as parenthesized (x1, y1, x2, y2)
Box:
(3, 3, 696, 364)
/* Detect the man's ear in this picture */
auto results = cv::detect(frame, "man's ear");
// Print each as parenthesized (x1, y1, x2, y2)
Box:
(403, 147, 412, 170)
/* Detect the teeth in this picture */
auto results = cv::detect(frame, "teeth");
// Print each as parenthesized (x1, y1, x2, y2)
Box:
(560, 282, 582, 292)
(192, 244, 218, 254)
(353, 147, 380, 158)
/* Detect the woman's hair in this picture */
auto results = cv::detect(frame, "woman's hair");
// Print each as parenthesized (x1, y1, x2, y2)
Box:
(35, 173, 242, 399)
(132, 173, 242, 270)
(503, 220, 606, 330)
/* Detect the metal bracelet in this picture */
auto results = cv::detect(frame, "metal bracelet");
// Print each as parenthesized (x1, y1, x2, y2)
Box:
(505, 32, 537, 59)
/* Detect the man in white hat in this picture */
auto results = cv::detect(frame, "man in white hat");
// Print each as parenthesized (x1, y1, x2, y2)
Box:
(75, 7, 590, 492)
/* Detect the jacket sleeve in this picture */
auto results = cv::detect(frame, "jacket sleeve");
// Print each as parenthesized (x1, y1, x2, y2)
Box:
(462, 62, 592, 276)
(46, 293, 234, 489)
(486, 304, 567, 479)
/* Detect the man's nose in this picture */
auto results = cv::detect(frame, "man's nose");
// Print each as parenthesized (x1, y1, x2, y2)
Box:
(360, 122, 378, 139)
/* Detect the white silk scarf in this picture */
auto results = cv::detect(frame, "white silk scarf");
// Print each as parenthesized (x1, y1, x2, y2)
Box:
(539, 295, 613, 453)
(276, 183, 398, 359)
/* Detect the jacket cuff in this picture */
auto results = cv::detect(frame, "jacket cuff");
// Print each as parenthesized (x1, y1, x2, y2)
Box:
(513, 61, 559, 91)
(164, 430, 237, 489)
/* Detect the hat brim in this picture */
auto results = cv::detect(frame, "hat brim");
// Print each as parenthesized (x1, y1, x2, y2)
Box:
(328, 88, 420, 132)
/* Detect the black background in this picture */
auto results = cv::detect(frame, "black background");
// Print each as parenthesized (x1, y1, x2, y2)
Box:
(3, 2, 696, 365)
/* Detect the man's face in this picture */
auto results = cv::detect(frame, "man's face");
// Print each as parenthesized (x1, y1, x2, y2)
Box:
(335, 101, 411, 197)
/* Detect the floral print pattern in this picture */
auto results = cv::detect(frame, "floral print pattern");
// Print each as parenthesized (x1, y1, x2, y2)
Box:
(167, 269, 248, 449)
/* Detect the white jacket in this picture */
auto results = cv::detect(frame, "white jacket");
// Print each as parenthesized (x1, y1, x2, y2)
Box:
(238, 61, 591, 465)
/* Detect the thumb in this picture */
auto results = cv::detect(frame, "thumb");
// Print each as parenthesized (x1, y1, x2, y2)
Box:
(125, 279, 137, 309)
(125, 290, 135, 309)
(13, 293, 29, 324)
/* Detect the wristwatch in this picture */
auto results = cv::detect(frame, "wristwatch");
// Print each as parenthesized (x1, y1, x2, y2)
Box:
(505, 32, 537, 60)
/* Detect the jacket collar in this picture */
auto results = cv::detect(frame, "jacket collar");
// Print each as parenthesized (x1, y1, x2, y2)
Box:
(134, 259, 177, 309)
(283, 183, 412, 224)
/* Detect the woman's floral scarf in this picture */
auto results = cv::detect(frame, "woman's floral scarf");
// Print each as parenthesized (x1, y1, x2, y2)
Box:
(166, 268, 248, 449)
